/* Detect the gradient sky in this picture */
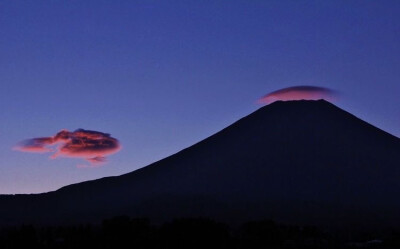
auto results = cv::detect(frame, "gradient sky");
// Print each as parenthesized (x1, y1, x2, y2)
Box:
(1, 0, 399, 194)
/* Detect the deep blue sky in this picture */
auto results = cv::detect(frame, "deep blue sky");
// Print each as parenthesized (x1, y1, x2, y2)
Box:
(1, 0, 399, 194)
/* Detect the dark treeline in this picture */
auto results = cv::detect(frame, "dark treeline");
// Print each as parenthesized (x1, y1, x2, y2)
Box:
(0, 216, 399, 249)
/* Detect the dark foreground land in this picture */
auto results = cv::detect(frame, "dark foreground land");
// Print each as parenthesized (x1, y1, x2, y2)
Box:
(1, 216, 400, 249)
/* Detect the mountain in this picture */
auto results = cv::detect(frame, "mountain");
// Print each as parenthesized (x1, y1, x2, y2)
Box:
(1, 100, 400, 230)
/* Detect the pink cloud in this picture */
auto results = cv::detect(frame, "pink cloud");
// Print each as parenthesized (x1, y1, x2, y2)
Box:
(258, 86, 337, 104)
(14, 129, 121, 166)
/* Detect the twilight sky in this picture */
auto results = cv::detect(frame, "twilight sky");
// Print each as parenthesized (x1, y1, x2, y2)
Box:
(0, 0, 399, 194)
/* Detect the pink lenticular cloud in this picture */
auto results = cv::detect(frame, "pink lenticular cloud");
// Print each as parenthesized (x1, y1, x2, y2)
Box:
(258, 86, 337, 104)
(14, 129, 121, 166)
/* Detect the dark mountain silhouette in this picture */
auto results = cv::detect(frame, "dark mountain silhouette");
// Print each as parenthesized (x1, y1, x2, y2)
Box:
(1, 100, 400, 230)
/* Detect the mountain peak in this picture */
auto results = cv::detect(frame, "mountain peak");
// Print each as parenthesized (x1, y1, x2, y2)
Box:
(1, 99, 399, 230)
(259, 98, 336, 111)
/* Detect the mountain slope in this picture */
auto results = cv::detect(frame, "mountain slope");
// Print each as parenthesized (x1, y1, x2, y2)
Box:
(1, 100, 400, 228)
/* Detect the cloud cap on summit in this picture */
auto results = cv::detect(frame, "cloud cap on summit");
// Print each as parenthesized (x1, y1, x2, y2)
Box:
(259, 86, 337, 104)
